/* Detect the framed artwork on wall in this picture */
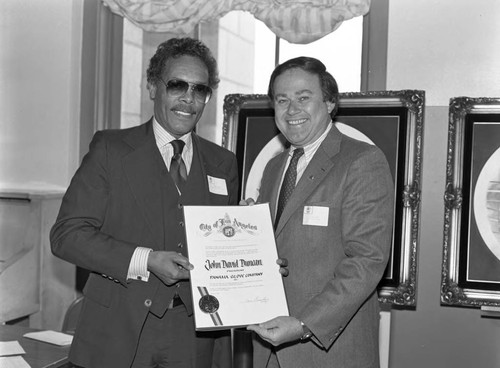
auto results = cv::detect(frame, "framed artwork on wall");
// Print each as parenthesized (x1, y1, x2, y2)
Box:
(441, 97, 500, 308)
(222, 90, 425, 306)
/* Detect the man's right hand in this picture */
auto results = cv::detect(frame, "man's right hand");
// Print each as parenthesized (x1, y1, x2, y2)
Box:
(147, 251, 193, 285)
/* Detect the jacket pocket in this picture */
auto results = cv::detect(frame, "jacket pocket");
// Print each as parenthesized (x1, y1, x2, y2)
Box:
(83, 273, 112, 308)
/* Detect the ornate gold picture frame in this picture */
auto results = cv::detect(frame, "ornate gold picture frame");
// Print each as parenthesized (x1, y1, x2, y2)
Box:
(222, 90, 425, 306)
(441, 97, 500, 308)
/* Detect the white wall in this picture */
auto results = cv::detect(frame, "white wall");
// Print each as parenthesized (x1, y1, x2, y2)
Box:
(387, 0, 500, 105)
(386, 1, 500, 367)
(121, 19, 143, 129)
(0, 0, 83, 190)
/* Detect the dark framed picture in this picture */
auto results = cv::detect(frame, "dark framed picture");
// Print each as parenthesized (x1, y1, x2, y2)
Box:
(441, 97, 500, 308)
(222, 90, 425, 306)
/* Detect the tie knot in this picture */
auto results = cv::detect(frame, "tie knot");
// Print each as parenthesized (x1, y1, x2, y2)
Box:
(171, 140, 185, 156)
(291, 148, 304, 162)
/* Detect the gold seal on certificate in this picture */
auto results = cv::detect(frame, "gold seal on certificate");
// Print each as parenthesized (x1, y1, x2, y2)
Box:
(184, 203, 289, 331)
(199, 295, 219, 314)
(197, 286, 223, 326)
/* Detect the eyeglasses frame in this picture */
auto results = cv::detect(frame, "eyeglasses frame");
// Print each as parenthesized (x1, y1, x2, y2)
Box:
(159, 78, 212, 104)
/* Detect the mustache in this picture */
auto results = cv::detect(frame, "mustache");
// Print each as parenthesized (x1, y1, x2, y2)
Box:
(171, 104, 196, 114)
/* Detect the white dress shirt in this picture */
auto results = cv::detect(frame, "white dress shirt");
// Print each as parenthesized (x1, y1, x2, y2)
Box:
(277, 122, 333, 196)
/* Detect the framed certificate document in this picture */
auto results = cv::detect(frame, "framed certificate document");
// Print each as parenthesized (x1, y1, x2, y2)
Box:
(183, 203, 289, 330)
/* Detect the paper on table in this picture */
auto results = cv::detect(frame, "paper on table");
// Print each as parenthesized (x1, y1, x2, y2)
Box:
(0, 356, 31, 368)
(0, 341, 25, 356)
(184, 203, 289, 330)
(23, 330, 73, 346)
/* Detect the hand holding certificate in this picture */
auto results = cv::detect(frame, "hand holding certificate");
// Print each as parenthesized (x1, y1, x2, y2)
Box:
(183, 203, 289, 330)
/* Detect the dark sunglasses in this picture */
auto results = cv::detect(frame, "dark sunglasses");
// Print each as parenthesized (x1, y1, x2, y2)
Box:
(160, 78, 212, 104)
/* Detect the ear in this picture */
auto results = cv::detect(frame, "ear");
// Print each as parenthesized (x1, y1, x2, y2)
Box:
(148, 82, 157, 100)
(326, 100, 335, 114)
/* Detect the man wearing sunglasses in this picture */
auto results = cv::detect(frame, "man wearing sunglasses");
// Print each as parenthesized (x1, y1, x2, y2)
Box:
(51, 37, 238, 368)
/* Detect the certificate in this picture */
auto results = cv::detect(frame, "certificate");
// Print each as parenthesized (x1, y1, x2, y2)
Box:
(183, 203, 289, 330)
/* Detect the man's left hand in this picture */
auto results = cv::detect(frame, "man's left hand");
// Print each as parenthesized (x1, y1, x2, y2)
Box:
(246, 316, 303, 346)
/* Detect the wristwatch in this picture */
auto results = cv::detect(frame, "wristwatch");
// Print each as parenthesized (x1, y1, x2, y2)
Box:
(300, 321, 313, 341)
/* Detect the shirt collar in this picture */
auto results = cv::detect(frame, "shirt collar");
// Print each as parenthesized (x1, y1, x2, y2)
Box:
(152, 117, 192, 150)
(290, 121, 332, 159)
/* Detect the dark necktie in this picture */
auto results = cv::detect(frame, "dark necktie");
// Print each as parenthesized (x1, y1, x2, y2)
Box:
(170, 140, 188, 191)
(275, 148, 304, 226)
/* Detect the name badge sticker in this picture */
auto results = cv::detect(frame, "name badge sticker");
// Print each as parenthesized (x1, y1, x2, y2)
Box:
(207, 175, 228, 196)
(303, 206, 329, 227)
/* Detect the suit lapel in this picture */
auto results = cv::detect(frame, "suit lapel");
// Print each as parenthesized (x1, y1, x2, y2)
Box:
(122, 122, 166, 246)
(188, 134, 210, 204)
(266, 153, 288, 223)
(274, 125, 342, 235)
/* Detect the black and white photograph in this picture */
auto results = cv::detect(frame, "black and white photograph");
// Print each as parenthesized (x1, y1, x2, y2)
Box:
(1, 1, 500, 368)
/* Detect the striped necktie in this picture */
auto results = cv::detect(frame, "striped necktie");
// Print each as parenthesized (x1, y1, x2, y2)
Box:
(170, 140, 188, 191)
(275, 148, 304, 226)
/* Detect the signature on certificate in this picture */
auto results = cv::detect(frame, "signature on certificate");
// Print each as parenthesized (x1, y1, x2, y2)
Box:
(244, 296, 269, 304)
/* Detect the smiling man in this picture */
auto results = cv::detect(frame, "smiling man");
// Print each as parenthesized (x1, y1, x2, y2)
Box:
(246, 57, 395, 368)
(50, 38, 238, 368)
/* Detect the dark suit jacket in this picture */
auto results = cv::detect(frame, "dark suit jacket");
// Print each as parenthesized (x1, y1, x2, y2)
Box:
(253, 124, 394, 368)
(50, 120, 238, 368)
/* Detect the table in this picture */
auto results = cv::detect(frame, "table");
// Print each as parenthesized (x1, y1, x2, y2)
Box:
(0, 325, 70, 368)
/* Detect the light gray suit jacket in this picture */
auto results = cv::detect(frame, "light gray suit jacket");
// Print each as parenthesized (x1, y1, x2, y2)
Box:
(253, 124, 394, 368)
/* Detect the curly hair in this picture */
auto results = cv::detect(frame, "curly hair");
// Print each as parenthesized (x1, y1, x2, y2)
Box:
(267, 56, 339, 117)
(146, 37, 219, 90)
